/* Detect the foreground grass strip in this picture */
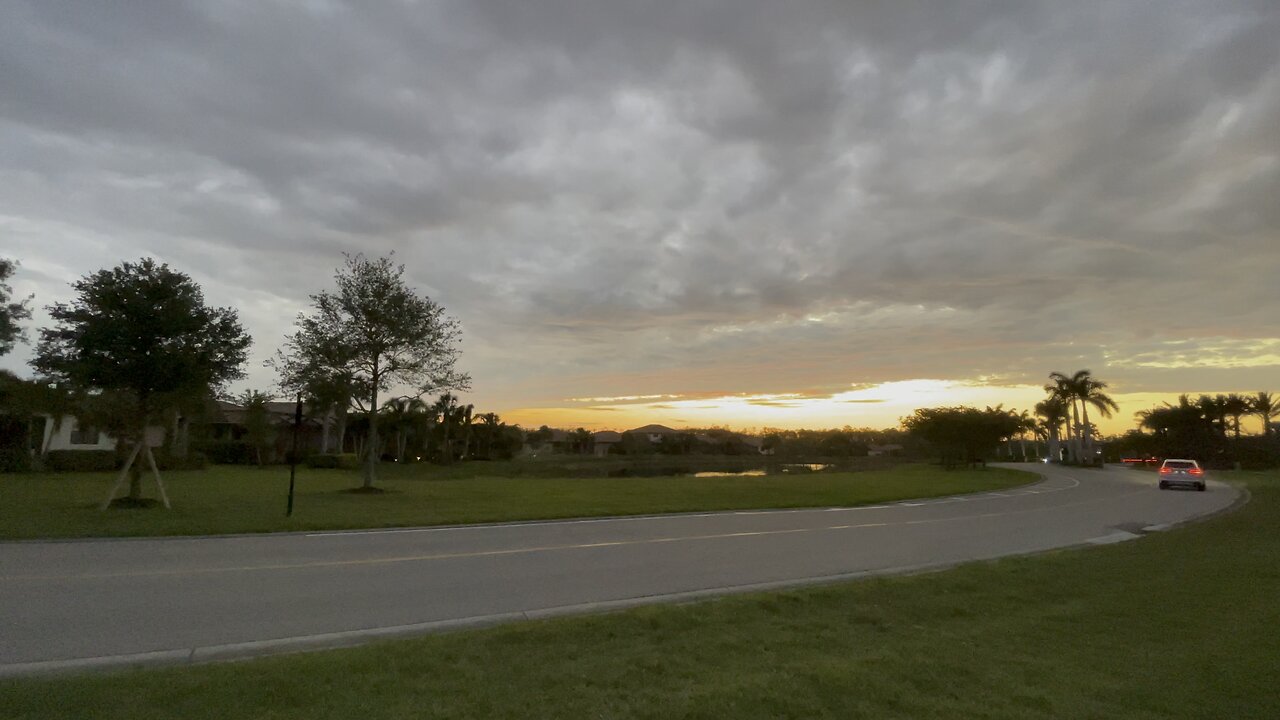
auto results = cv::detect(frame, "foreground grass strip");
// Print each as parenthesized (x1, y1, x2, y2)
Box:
(3, 472, 1276, 719)
(0, 464, 1028, 539)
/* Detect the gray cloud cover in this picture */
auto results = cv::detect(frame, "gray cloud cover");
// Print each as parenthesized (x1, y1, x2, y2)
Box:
(2, 0, 1278, 420)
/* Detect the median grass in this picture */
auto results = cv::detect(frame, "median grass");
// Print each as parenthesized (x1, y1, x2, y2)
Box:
(3, 471, 1275, 719)
(0, 463, 1030, 540)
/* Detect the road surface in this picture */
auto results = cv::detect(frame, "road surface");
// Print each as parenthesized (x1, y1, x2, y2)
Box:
(0, 463, 1241, 676)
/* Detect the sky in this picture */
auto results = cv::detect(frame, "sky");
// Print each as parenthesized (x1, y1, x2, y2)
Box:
(2, 0, 1278, 435)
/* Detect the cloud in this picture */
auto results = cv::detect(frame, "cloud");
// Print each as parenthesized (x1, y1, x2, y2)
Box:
(1, 0, 1277, 423)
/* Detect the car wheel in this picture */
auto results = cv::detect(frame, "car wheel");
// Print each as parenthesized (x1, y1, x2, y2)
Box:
(1197, 482, 1206, 492)
(1159, 481, 1168, 490)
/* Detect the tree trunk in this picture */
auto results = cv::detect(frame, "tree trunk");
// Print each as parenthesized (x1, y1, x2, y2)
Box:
(336, 409, 348, 454)
(396, 428, 405, 463)
(1081, 403, 1093, 463)
(321, 409, 332, 454)
(364, 370, 379, 488)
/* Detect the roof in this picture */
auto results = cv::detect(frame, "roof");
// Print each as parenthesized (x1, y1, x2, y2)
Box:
(592, 431, 622, 442)
(626, 424, 680, 435)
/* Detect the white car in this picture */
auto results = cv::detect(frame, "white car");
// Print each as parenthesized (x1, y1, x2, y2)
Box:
(1158, 458, 1206, 491)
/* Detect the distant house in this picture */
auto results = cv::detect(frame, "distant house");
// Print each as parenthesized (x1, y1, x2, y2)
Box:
(868, 443, 903, 457)
(625, 424, 682, 444)
(591, 431, 621, 457)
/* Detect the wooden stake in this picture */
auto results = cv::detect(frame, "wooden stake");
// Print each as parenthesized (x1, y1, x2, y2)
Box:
(101, 441, 143, 511)
(143, 444, 171, 509)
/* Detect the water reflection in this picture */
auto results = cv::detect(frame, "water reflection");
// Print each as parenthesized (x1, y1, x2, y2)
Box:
(690, 464, 832, 478)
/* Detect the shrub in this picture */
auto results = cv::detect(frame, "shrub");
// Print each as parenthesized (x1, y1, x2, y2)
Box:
(200, 440, 256, 465)
(45, 450, 118, 472)
(154, 451, 208, 471)
(306, 453, 361, 470)
(0, 447, 32, 473)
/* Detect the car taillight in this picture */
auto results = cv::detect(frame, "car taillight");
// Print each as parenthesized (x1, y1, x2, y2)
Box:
(1190, 468, 1203, 475)
(1159, 467, 1171, 474)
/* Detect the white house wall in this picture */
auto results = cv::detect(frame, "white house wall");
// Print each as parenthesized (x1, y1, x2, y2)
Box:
(40, 416, 167, 452)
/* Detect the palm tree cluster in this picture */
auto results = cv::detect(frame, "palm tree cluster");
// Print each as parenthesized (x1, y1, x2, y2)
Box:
(1038, 370, 1118, 465)
(1130, 391, 1278, 468)
(375, 392, 521, 464)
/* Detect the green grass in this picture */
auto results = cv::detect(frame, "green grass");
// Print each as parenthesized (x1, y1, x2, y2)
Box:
(3, 471, 1276, 719)
(0, 463, 1030, 540)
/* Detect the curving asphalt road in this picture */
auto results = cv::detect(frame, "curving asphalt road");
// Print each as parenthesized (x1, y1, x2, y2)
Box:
(0, 463, 1241, 676)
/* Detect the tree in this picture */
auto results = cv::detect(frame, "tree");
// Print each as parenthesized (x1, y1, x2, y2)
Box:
(275, 254, 469, 489)
(1252, 391, 1277, 438)
(901, 406, 1023, 468)
(0, 258, 34, 357)
(1045, 373, 1081, 463)
(32, 259, 250, 506)
(381, 396, 428, 462)
(1047, 370, 1118, 465)
(238, 390, 276, 465)
(1221, 393, 1250, 441)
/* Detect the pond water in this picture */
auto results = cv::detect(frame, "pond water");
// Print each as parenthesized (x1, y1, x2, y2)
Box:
(690, 464, 832, 478)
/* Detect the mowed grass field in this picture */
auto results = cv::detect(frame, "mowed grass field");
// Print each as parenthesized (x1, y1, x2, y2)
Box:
(2, 471, 1275, 719)
(0, 463, 1030, 539)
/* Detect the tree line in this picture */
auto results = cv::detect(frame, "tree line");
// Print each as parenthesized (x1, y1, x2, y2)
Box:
(0, 253, 483, 498)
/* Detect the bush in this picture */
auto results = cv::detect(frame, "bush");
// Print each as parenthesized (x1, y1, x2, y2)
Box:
(306, 453, 361, 470)
(154, 451, 208, 471)
(45, 450, 118, 472)
(0, 447, 33, 473)
(200, 440, 256, 465)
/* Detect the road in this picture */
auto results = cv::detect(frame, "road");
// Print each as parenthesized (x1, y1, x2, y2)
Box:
(0, 463, 1240, 676)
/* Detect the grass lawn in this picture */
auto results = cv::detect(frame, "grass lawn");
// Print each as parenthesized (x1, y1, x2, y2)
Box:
(0, 463, 1031, 540)
(2, 471, 1275, 719)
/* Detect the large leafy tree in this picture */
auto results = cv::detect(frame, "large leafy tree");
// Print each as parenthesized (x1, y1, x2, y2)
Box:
(902, 406, 1023, 468)
(32, 259, 250, 502)
(0, 258, 34, 357)
(275, 254, 468, 488)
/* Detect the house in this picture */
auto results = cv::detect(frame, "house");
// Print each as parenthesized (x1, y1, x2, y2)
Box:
(625, 424, 682, 443)
(591, 431, 621, 457)
(39, 415, 166, 453)
(868, 443, 904, 457)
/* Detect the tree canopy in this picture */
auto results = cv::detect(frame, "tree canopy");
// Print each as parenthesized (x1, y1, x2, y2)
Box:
(0, 258, 34, 357)
(32, 258, 251, 437)
(274, 254, 469, 488)
(902, 406, 1023, 468)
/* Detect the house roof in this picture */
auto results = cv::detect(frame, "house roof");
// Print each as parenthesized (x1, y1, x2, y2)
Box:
(592, 431, 622, 442)
(626, 424, 680, 435)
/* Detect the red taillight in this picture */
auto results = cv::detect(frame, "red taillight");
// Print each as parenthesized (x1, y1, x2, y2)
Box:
(1190, 468, 1203, 476)
(1159, 467, 1171, 474)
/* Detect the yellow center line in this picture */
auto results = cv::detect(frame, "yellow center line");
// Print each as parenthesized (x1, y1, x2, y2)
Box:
(1, 482, 1141, 584)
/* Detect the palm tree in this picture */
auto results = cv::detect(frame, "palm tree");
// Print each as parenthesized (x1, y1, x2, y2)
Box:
(1197, 395, 1229, 438)
(1077, 375, 1119, 462)
(457, 403, 475, 460)
(432, 393, 465, 463)
(1049, 370, 1118, 464)
(381, 397, 428, 462)
(1221, 393, 1250, 441)
(1252, 391, 1277, 438)
(1036, 396, 1069, 463)
(476, 412, 501, 460)
(1046, 372, 1082, 463)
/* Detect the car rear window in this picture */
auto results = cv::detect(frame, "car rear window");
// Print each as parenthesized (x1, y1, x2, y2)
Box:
(1165, 460, 1196, 469)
